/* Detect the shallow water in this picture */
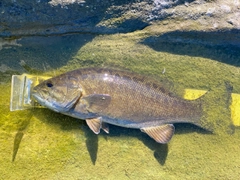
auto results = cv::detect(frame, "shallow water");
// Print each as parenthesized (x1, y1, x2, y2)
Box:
(1, 32, 240, 179)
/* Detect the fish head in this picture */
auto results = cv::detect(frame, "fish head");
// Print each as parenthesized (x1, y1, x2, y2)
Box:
(32, 74, 82, 112)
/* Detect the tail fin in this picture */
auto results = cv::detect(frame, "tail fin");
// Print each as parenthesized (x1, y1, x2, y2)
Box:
(193, 82, 234, 135)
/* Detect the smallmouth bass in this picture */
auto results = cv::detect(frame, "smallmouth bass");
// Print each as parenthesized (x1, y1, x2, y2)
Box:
(32, 68, 214, 143)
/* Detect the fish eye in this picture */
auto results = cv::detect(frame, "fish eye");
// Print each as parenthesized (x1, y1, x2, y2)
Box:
(46, 82, 53, 88)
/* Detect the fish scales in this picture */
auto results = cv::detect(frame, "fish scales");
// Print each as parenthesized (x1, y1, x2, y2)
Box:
(32, 67, 205, 143)
(71, 68, 201, 125)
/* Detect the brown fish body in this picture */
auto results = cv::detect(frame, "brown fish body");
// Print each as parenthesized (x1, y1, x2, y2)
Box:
(32, 68, 204, 143)
(71, 68, 202, 128)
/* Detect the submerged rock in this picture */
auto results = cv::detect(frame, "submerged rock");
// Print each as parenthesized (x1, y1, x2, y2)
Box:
(0, 0, 239, 37)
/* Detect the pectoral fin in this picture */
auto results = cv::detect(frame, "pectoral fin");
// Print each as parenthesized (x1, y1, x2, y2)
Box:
(86, 117, 109, 134)
(141, 124, 175, 144)
(82, 94, 111, 112)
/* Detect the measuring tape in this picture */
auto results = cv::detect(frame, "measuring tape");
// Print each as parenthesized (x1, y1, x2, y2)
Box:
(184, 89, 240, 126)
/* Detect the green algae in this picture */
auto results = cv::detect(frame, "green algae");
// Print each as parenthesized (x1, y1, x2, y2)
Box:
(1, 23, 240, 179)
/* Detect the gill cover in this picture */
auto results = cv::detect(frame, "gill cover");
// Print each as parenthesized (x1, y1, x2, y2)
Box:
(33, 74, 82, 112)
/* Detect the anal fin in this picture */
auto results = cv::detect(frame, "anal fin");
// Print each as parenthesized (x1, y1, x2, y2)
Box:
(141, 124, 175, 144)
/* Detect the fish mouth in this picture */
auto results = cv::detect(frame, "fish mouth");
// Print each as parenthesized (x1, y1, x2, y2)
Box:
(31, 88, 48, 106)
(31, 90, 45, 106)
(31, 90, 60, 112)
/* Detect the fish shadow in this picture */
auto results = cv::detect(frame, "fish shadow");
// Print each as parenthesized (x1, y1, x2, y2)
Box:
(81, 125, 99, 165)
(33, 109, 99, 164)
(33, 109, 211, 165)
(105, 123, 211, 166)
(33, 109, 167, 165)
(36, 109, 167, 165)
(34, 109, 84, 130)
(139, 133, 169, 166)
(105, 125, 169, 165)
(174, 123, 212, 135)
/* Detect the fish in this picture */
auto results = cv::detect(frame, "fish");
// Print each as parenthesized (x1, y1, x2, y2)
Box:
(32, 67, 212, 144)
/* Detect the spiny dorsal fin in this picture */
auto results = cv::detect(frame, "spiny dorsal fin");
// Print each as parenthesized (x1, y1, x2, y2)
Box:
(141, 124, 175, 144)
